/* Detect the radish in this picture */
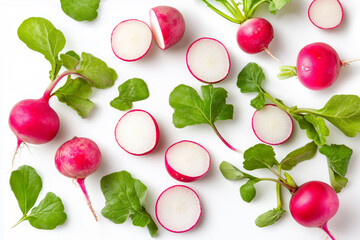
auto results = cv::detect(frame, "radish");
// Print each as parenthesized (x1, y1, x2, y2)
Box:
(165, 140, 211, 182)
(290, 181, 339, 240)
(251, 104, 293, 145)
(150, 6, 185, 50)
(115, 109, 159, 155)
(155, 185, 201, 233)
(308, 0, 343, 30)
(55, 137, 101, 221)
(111, 19, 153, 61)
(186, 37, 231, 83)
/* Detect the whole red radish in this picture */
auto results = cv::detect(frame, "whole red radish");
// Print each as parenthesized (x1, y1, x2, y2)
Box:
(55, 137, 101, 221)
(150, 6, 185, 50)
(290, 181, 339, 240)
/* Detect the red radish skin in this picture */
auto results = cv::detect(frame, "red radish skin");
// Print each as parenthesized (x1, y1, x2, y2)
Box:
(150, 6, 185, 50)
(155, 185, 202, 233)
(290, 181, 339, 240)
(115, 109, 159, 156)
(55, 137, 101, 221)
(297, 42, 342, 90)
(165, 140, 211, 182)
(308, 0, 343, 30)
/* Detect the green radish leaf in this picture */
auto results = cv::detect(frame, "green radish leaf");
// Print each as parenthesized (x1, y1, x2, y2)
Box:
(100, 171, 158, 237)
(10, 165, 42, 215)
(60, 51, 80, 70)
(328, 168, 348, 193)
(110, 78, 149, 111)
(293, 114, 328, 145)
(237, 62, 265, 93)
(240, 179, 259, 203)
(27, 192, 67, 230)
(255, 208, 286, 227)
(17, 17, 65, 80)
(169, 84, 234, 128)
(53, 77, 94, 118)
(251, 93, 266, 110)
(220, 161, 256, 180)
(60, 0, 100, 22)
(243, 144, 279, 171)
(280, 141, 318, 170)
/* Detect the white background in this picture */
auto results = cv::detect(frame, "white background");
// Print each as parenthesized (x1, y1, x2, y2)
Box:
(1, 0, 360, 239)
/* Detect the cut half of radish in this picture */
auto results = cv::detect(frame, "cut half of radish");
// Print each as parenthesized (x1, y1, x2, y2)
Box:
(111, 19, 153, 61)
(186, 37, 231, 84)
(150, 6, 185, 50)
(308, 0, 343, 30)
(252, 104, 293, 145)
(115, 109, 159, 155)
(155, 185, 201, 233)
(165, 140, 210, 182)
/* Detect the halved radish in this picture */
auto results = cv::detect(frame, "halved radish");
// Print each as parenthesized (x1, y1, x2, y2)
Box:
(150, 6, 185, 50)
(111, 19, 153, 61)
(115, 109, 159, 155)
(308, 0, 343, 30)
(186, 37, 231, 84)
(252, 104, 293, 145)
(165, 140, 211, 182)
(155, 185, 201, 233)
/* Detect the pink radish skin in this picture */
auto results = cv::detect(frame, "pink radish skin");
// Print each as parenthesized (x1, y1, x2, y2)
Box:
(55, 137, 101, 221)
(111, 19, 153, 62)
(297, 42, 342, 90)
(236, 18, 274, 54)
(150, 6, 185, 50)
(115, 109, 159, 156)
(252, 104, 293, 145)
(290, 181, 339, 240)
(155, 185, 202, 233)
(186, 37, 231, 83)
(165, 140, 211, 182)
(308, 0, 343, 30)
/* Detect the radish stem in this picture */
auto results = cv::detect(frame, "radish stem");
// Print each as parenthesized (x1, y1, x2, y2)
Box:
(201, 0, 242, 24)
(264, 47, 282, 64)
(341, 58, 360, 66)
(76, 178, 98, 221)
(42, 70, 73, 101)
(210, 123, 243, 153)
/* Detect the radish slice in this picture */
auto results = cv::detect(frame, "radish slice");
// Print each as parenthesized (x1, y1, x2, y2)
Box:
(165, 140, 211, 182)
(252, 104, 293, 145)
(150, 6, 185, 50)
(186, 37, 231, 84)
(156, 185, 201, 233)
(115, 109, 159, 155)
(111, 19, 153, 61)
(308, 0, 343, 30)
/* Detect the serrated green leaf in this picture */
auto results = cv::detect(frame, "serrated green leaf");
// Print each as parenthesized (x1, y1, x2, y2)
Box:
(60, 0, 100, 22)
(243, 144, 279, 171)
(255, 208, 285, 227)
(237, 62, 265, 93)
(280, 142, 317, 170)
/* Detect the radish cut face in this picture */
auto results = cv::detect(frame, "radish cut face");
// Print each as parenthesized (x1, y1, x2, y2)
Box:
(308, 0, 343, 29)
(156, 185, 201, 233)
(111, 19, 153, 61)
(165, 141, 211, 182)
(252, 104, 293, 145)
(186, 37, 231, 83)
(115, 109, 159, 155)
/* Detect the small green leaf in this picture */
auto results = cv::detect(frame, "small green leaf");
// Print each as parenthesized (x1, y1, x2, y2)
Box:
(60, 0, 100, 22)
(328, 168, 348, 193)
(60, 52, 80, 70)
(237, 62, 265, 93)
(280, 142, 318, 170)
(240, 179, 259, 203)
(251, 93, 266, 110)
(294, 114, 329, 145)
(110, 78, 149, 111)
(27, 192, 67, 230)
(220, 161, 256, 180)
(243, 144, 279, 171)
(319, 144, 352, 177)
(10, 165, 42, 215)
(255, 208, 286, 227)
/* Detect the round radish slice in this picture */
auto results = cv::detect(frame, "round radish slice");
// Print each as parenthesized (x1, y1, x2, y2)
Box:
(156, 185, 201, 233)
(308, 0, 343, 30)
(186, 37, 231, 84)
(165, 140, 211, 182)
(150, 6, 185, 50)
(111, 19, 153, 61)
(252, 104, 293, 145)
(115, 109, 159, 155)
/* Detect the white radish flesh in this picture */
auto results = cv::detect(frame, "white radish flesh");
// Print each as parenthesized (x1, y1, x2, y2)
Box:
(111, 19, 153, 61)
(156, 185, 201, 233)
(115, 109, 159, 155)
(252, 104, 293, 145)
(186, 37, 231, 83)
(308, 0, 343, 29)
(165, 140, 210, 182)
